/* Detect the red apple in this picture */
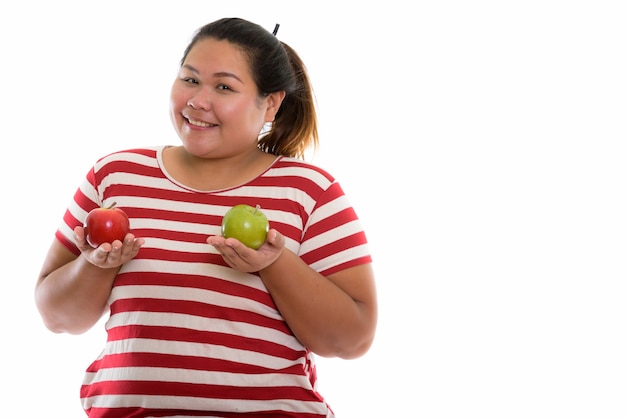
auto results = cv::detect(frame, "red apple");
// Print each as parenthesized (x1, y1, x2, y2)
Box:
(83, 202, 131, 248)
(221, 204, 269, 249)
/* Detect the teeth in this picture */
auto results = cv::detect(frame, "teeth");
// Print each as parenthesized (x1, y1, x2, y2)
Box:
(188, 118, 214, 127)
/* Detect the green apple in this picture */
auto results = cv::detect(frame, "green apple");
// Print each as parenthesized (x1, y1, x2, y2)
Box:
(221, 204, 270, 250)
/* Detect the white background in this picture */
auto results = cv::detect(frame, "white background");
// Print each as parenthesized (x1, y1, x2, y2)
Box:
(1, 1, 625, 417)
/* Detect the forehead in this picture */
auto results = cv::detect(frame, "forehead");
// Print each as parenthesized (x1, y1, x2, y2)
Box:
(183, 38, 250, 75)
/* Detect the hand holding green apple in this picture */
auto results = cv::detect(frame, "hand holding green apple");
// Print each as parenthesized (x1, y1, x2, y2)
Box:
(221, 204, 269, 250)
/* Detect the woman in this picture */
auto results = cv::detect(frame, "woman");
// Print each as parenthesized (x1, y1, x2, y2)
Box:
(35, 17, 377, 417)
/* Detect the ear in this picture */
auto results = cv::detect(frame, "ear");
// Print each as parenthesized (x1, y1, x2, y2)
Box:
(264, 91, 286, 122)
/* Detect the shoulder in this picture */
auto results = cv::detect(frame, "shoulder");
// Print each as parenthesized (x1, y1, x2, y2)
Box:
(95, 146, 161, 164)
(92, 146, 163, 171)
(269, 156, 336, 186)
(87, 146, 167, 184)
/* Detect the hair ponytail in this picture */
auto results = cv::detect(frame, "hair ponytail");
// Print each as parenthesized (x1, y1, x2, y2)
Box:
(258, 42, 318, 159)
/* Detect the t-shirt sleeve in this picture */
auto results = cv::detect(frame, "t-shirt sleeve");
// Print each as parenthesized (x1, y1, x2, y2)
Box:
(298, 180, 372, 276)
(54, 166, 102, 256)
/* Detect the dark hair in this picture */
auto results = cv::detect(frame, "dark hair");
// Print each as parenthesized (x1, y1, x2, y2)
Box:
(181, 18, 318, 159)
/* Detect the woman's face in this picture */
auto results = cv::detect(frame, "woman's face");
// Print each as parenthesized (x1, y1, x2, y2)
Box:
(169, 38, 282, 159)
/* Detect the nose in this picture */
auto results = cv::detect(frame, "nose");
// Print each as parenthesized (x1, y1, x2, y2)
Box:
(186, 91, 211, 111)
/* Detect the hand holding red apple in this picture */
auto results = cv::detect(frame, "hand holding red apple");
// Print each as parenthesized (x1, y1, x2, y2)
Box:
(76, 203, 144, 269)
(84, 202, 131, 248)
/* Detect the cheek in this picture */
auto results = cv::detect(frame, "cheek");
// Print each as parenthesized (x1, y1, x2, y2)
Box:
(168, 104, 178, 130)
(169, 90, 187, 120)
(168, 100, 186, 135)
(225, 101, 265, 126)
(169, 88, 185, 112)
(168, 99, 179, 123)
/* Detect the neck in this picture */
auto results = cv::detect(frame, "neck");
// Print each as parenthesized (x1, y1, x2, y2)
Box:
(165, 146, 277, 191)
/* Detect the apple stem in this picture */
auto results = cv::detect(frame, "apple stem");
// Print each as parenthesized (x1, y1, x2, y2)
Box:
(254, 204, 260, 214)
(106, 202, 118, 209)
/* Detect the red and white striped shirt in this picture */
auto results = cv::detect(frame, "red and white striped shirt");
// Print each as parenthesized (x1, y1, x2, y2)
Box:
(55, 146, 372, 417)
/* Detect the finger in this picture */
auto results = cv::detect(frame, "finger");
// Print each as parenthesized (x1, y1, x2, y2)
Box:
(267, 229, 285, 248)
(219, 242, 241, 258)
(123, 233, 136, 244)
(120, 235, 141, 258)
(91, 244, 112, 264)
(207, 235, 226, 246)
(130, 238, 145, 254)
(102, 240, 122, 262)
(74, 226, 90, 249)
(74, 226, 85, 239)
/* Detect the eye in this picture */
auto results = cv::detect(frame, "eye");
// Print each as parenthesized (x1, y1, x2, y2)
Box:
(217, 84, 232, 91)
(182, 77, 199, 85)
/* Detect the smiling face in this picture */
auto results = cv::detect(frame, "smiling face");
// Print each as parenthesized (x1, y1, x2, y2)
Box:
(169, 38, 283, 159)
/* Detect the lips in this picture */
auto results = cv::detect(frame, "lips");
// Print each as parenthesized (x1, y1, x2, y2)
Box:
(186, 116, 217, 128)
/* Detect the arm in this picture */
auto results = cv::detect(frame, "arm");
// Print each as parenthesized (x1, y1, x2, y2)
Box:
(35, 226, 144, 335)
(207, 229, 378, 359)
(259, 249, 377, 359)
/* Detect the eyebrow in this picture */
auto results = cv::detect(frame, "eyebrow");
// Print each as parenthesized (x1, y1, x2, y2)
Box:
(182, 64, 243, 83)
